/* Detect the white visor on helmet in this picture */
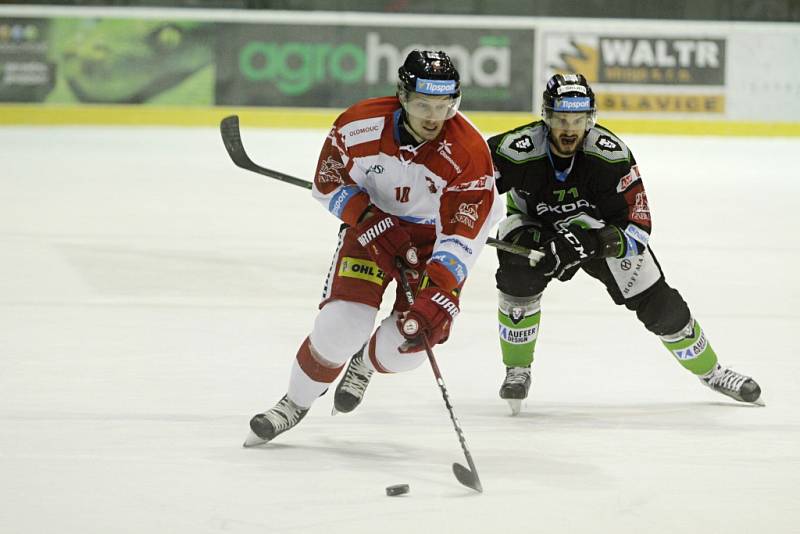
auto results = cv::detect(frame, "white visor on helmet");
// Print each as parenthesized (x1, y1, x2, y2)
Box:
(398, 77, 461, 121)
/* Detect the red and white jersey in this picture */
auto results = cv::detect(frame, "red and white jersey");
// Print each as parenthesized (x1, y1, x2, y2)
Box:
(312, 96, 502, 289)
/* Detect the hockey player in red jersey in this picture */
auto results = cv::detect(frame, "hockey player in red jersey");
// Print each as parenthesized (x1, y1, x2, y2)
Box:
(245, 50, 503, 445)
(491, 73, 763, 415)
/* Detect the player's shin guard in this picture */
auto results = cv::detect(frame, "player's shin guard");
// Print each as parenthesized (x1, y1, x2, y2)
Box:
(659, 318, 717, 375)
(498, 292, 540, 414)
(498, 291, 541, 368)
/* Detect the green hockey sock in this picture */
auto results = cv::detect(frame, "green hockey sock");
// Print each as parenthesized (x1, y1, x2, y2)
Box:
(498, 308, 540, 367)
(661, 319, 718, 375)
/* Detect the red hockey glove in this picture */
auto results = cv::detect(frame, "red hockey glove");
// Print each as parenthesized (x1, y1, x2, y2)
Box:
(398, 287, 460, 353)
(355, 208, 419, 278)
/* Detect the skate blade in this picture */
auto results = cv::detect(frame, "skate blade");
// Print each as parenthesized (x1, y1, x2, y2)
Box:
(242, 430, 268, 448)
(506, 399, 522, 416)
(751, 396, 766, 407)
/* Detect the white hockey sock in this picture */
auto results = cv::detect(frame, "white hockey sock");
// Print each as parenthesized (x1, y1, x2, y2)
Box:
(288, 358, 331, 409)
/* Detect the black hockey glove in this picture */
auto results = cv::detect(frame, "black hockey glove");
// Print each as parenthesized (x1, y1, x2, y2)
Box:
(531, 226, 600, 281)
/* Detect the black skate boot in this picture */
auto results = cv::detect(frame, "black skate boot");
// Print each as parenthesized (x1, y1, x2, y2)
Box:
(499, 366, 531, 416)
(243, 394, 309, 447)
(699, 364, 764, 405)
(332, 349, 374, 414)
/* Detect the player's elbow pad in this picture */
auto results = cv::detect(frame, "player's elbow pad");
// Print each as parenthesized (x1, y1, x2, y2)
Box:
(594, 225, 626, 258)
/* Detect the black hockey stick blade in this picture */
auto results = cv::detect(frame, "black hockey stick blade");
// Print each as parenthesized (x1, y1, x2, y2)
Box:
(220, 115, 312, 190)
(452, 462, 483, 493)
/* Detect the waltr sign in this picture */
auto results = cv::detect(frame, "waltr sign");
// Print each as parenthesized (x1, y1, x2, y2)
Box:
(542, 33, 727, 114)
(595, 37, 725, 85)
(216, 24, 535, 111)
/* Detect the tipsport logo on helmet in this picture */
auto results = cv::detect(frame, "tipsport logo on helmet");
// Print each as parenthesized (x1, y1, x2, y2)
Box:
(237, 31, 511, 96)
(415, 78, 458, 95)
(553, 96, 592, 111)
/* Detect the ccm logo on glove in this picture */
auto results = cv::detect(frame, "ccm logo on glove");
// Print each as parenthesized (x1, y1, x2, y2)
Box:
(532, 225, 600, 280)
(560, 228, 589, 260)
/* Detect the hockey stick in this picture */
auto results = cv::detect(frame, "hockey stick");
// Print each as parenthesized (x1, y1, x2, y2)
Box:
(396, 262, 483, 493)
(219, 115, 544, 264)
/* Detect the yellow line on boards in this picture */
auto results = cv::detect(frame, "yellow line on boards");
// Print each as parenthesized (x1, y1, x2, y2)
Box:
(2, 104, 799, 137)
(0, 105, 339, 128)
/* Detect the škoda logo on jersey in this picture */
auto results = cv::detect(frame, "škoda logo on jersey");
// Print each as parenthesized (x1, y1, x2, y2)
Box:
(535, 199, 592, 216)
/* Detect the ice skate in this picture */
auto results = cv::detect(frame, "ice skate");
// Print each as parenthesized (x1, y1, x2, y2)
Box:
(332, 349, 373, 414)
(699, 364, 764, 405)
(499, 366, 531, 416)
(244, 394, 309, 447)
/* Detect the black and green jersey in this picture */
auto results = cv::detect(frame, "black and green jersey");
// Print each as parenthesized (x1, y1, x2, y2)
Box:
(488, 121, 652, 256)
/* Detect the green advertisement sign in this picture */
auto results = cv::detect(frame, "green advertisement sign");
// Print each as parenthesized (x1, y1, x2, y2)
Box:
(0, 17, 215, 105)
(215, 24, 535, 111)
(1, 16, 534, 111)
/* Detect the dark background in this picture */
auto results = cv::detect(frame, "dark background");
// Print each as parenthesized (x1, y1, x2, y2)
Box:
(3, 0, 800, 23)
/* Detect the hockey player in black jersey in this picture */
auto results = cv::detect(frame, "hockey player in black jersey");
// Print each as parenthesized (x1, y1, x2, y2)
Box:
(489, 73, 763, 415)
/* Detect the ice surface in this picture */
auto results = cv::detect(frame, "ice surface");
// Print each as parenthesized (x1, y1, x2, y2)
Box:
(1, 124, 799, 533)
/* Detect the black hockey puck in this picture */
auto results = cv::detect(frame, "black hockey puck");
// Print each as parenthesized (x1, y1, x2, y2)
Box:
(385, 484, 410, 496)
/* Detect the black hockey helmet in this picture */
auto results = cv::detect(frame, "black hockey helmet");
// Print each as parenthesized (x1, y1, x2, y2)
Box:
(397, 50, 461, 120)
(541, 73, 596, 129)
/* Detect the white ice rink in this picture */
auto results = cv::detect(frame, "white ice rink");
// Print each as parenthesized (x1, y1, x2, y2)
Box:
(2, 124, 799, 534)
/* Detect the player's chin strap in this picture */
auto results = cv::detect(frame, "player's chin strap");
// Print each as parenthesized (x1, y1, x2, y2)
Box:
(545, 141, 576, 183)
